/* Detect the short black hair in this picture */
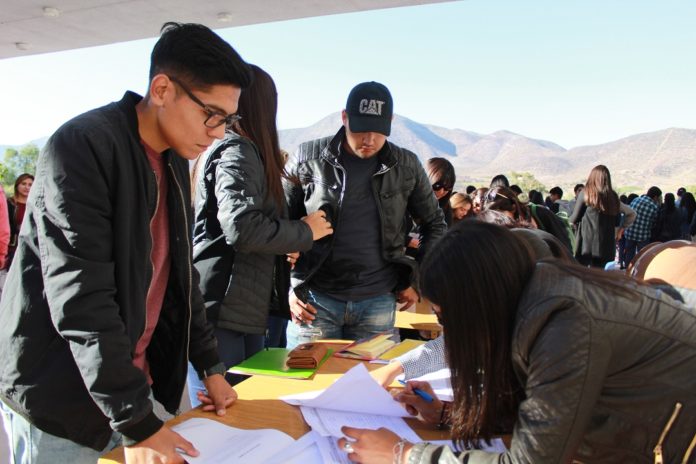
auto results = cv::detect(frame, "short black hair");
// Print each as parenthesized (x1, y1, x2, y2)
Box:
(149, 22, 253, 90)
(509, 184, 522, 195)
(465, 185, 476, 195)
(647, 186, 662, 199)
(574, 183, 584, 194)
(549, 186, 563, 197)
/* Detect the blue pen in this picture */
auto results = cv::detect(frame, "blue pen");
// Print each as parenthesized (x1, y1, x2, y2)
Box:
(398, 379, 434, 403)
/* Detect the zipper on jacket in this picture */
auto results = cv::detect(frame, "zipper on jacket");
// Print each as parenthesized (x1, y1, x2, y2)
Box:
(168, 164, 193, 388)
(653, 402, 682, 464)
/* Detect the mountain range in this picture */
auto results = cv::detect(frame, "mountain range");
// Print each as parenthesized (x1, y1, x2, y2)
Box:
(4, 117, 694, 193)
(279, 113, 696, 192)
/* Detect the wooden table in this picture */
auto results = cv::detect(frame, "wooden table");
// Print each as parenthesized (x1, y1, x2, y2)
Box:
(394, 299, 441, 338)
(99, 342, 451, 463)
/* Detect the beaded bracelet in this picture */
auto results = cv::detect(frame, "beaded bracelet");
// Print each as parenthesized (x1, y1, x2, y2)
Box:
(393, 439, 409, 464)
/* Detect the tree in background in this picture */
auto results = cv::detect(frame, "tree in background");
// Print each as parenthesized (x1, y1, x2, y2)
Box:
(508, 171, 547, 195)
(2, 144, 39, 193)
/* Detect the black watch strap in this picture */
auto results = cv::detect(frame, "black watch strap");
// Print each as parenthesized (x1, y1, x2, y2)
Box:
(197, 362, 226, 380)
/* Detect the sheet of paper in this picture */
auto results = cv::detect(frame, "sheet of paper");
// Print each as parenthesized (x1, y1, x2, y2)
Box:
(281, 363, 407, 417)
(399, 368, 454, 401)
(427, 438, 507, 454)
(265, 430, 325, 464)
(172, 418, 295, 463)
(300, 406, 421, 443)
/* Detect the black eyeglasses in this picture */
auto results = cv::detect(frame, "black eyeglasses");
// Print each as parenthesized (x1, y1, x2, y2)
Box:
(168, 76, 241, 130)
(432, 182, 450, 191)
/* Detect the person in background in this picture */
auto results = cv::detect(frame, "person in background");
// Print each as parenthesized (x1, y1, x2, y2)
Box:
(567, 183, 585, 213)
(528, 189, 544, 205)
(624, 186, 662, 265)
(675, 186, 686, 207)
(652, 193, 683, 242)
(471, 187, 488, 215)
(484, 186, 573, 253)
(465, 185, 476, 195)
(449, 193, 474, 222)
(0, 22, 253, 464)
(489, 174, 509, 189)
(426, 157, 456, 226)
(509, 184, 523, 196)
(678, 191, 695, 240)
(569, 165, 634, 268)
(548, 186, 571, 215)
(5, 173, 34, 270)
(342, 221, 696, 464)
(283, 81, 445, 347)
(187, 65, 332, 403)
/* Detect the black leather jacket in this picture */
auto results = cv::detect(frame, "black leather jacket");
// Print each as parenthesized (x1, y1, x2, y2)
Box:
(283, 127, 446, 296)
(409, 263, 696, 463)
(0, 92, 220, 450)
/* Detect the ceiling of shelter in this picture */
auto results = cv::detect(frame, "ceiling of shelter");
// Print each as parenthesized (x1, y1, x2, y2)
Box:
(1, 0, 451, 59)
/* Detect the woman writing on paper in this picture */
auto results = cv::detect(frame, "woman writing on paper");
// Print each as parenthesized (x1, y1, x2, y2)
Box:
(341, 221, 696, 463)
(187, 65, 332, 405)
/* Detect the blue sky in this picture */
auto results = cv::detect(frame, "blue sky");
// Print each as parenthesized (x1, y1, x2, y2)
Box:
(1, 0, 694, 148)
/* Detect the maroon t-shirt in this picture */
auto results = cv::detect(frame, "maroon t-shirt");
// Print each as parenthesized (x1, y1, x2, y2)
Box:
(132, 141, 171, 384)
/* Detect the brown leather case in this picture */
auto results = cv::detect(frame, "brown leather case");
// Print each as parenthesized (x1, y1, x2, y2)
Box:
(286, 342, 328, 369)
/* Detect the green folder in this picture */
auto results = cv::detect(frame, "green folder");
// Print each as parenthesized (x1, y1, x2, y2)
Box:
(228, 347, 333, 380)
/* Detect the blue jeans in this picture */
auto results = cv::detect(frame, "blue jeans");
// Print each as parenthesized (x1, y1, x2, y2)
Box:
(286, 291, 396, 349)
(186, 327, 264, 407)
(624, 238, 650, 268)
(0, 398, 121, 464)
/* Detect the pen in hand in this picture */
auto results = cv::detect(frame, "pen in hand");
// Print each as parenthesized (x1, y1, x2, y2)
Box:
(398, 379, 434, 403)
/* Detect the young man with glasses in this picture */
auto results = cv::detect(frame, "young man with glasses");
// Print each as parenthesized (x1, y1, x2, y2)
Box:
(0, 23, 253, 463)
(284, 81, 446, 347)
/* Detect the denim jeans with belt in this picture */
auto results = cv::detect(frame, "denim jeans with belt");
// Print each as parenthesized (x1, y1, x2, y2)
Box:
(286, 290, 396, 349)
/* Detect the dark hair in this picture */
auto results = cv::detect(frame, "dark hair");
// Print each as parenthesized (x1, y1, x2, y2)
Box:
(583, 165, 619, 215)
(549, 186, 563, 198)
(477, 207, 532, 229)
(13, 173, 34, 200)
(420, 221, 530, 447)
(150, 22, 253, 90)
(627, 193, 639, 204)
(420, 221, 643, 448)
(465, 185, 476, 195)
(489, 174, 509, 189)
(509, 184, 522, 195)
(233, 65, 285, 208)
(574, 184, 585, 195)
(620, 194, 628, 204)
(647, 186, 663, 199)
(663, 193, 676, 213)
(472, 187, 489, 212)
(679, 192, 696, 223)
(677, 187, 686, 197)
(485, 186, 532, 223)
(528, 189, 544, 205)
(427, 158, 456, 191)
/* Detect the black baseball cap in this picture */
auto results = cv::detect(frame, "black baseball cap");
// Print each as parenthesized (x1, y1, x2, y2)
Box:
(345, 81, 393, 136)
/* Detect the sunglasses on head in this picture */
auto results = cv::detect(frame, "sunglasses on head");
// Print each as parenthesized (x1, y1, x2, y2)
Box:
(485, 189, 512, 203)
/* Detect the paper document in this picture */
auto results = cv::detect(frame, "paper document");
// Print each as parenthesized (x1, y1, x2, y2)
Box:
(300, 406, 421, 443)
(281, 363, 407, 417)
(400, 368, 453, 402)
(172, 418, 294, 463)
(265, 430, 324, 464)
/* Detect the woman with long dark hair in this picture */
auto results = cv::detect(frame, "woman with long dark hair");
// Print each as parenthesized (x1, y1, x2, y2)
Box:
(187, 65, 332, 405)
(678, 191, 695, 240)
(569, 165, 635, 267)
(339, 221, 696, 463)
(652, 193, 683, 242)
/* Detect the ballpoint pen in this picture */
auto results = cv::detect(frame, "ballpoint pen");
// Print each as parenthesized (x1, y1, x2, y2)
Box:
(398, 379, 434, 403)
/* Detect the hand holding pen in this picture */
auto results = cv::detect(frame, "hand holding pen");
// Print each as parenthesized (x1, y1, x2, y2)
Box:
(394, 380, 445, 426)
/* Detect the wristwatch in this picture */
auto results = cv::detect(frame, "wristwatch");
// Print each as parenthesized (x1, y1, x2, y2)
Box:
(197, 362, 227, 380)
